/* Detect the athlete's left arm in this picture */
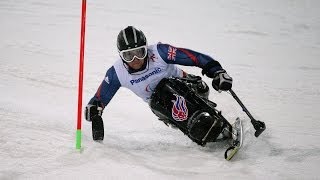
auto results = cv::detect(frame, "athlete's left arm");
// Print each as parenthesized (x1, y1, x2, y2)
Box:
(157, 43, 223, 75)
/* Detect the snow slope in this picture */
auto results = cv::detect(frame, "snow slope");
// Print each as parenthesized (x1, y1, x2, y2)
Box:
(0, 0, 320, 179)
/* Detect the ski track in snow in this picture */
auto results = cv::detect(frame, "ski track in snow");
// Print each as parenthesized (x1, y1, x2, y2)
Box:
(1, 0, 320, 179)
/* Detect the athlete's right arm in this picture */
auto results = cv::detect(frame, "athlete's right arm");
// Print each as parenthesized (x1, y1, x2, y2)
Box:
(85, 66, 121, 121)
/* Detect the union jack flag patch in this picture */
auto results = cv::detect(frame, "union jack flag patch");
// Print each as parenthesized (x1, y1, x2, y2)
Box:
(167, 46, 177, 61)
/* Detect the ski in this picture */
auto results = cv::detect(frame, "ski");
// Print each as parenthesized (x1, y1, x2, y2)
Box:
(224, 117, 243, 161)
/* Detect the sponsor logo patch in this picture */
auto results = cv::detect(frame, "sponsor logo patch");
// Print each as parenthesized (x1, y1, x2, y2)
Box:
(130, 68, 161, 85)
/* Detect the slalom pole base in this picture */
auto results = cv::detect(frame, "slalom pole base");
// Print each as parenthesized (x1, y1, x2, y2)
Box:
(76, 129, 82, 150)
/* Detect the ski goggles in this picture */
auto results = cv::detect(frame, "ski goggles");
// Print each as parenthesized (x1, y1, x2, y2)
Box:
(119, 45, 147, 63)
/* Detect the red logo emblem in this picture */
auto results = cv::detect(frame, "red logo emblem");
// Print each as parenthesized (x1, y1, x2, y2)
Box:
(171, 94, 188, 121)
(149, 53, 156, 62)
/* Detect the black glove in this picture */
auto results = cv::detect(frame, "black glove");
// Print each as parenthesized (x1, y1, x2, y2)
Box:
(85, 100, 103, 122)
(212, 70, 233, 91)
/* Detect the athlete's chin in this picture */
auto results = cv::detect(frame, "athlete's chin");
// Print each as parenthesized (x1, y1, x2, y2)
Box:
(129, 61, 144, 70)
(129, 64, 141, 70)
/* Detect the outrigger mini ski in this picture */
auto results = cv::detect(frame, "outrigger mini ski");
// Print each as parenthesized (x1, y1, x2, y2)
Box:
(223, 89, 266, 160)
(229, 89, 266, 137)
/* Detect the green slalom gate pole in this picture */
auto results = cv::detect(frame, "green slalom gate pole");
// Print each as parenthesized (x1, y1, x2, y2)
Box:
(76, 0, 87, 150)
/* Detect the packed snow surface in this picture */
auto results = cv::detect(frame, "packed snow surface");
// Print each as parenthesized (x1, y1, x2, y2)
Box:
(0, 0, 319, 179)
